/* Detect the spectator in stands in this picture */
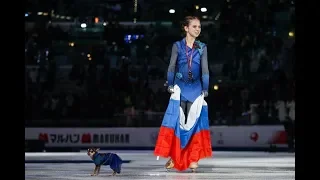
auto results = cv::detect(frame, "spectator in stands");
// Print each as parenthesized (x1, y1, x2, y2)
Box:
(123, 104, 136, 126)
(286, 97, 295, 152)
(249, 103, 259, 124)
(24, 1, 295, 129)
(275, 99, 293, 152)
(275, 100, 287, 124)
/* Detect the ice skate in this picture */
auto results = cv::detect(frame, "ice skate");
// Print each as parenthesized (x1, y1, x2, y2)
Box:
(165, 158, 174, 171)
(189, 162, 198, 172)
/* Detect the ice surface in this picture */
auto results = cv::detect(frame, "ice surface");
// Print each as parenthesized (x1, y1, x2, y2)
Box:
(25, 151, 295, 180)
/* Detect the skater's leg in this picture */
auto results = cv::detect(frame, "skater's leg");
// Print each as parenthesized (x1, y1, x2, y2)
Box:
(186, 101, 192, 122)
(181, 101, 187, 124)
(164, 101, 188, 170)
(186, 101, 198, 172)
(181, 100, 192, 124)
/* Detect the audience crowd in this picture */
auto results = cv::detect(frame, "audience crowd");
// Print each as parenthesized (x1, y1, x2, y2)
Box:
(25, 0, 295, 127)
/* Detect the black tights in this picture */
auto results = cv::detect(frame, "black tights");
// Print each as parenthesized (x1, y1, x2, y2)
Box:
(180, 100, 192, 124)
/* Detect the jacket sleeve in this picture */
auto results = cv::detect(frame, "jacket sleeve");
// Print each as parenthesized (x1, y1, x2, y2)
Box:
(167, 43, 178, 86)
(201, 46, 209, 91)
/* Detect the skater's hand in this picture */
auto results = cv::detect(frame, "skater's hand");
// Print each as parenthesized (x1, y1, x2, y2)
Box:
(202, 90, 208, 97)
(167, 85, 174, 94)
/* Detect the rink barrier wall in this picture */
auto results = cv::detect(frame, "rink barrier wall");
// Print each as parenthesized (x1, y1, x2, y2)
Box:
(25, 126, 287, 152)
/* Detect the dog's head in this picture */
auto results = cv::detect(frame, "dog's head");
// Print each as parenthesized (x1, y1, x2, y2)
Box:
(87, 147, 100, 158)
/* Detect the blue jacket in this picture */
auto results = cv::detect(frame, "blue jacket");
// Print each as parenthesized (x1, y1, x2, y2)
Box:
(167, 38, 210, 102)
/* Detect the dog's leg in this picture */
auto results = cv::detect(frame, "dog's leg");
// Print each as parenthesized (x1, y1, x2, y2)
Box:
(91, 165, 98, 176)
(96, 166, 101, 175)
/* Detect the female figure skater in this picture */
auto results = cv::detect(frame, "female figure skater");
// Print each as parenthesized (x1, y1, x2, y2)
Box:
(154, 16, 212, 172)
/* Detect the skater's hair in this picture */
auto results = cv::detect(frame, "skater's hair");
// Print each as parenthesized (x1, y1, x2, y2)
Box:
(182, 16, 200, 27)
(181, 16, 200, 34)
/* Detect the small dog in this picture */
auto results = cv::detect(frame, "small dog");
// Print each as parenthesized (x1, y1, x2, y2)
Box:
(87, 147, 123, 176)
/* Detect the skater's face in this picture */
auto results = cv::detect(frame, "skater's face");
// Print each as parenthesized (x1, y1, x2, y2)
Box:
(184, 19, 201, 38)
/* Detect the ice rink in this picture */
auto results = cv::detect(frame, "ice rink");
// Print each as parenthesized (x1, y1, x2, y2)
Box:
(25, 151, 295, 180)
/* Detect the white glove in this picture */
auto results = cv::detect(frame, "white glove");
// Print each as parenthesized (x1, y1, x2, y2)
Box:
(167, 86, 174, 94)
(202, 90, 208, 97)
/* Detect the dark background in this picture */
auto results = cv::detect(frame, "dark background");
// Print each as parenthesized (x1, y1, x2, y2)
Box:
(24, 0, 295, 127)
